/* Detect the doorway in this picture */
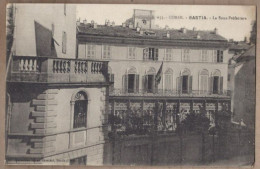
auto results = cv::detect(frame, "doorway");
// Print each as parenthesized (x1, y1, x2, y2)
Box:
(182, 75, 188, 93)
(128, 74, 135, 93)
(213, 76, 219, 94)
(147, 75, 154, 93)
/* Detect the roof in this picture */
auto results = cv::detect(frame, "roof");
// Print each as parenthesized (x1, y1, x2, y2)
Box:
(229, 42, 251, 51)
(77, 23, 227, 42)
(236, 45, 255, 62)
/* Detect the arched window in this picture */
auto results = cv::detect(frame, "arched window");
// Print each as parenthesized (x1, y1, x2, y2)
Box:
(73, 91, 88, 128)
(123, 67, 139, 93)
(164, 68, 173, 90)
(177, 69, 192, 94)
(199, 69, 209, 94)
(144, 67, 157, 93)
(211, 70, 223, 94)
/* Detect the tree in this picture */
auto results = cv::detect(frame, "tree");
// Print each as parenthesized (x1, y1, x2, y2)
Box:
(249, 21, 256, 45)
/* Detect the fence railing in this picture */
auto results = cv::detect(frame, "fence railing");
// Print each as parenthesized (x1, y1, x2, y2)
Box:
(9, 56, 109, 83)
(109, 88, 231, 98)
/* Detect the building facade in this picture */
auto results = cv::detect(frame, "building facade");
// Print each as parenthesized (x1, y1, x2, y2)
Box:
(77, 9, 232, 135)
(6, 4, 109, 165)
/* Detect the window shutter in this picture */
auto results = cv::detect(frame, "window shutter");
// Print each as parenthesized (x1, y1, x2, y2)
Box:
(135, 74, 139, 93)
(122, 74, 128, 93)
(143, 75, 148, 93)
(188, 76, 193, 94)
(219, 76, 223, 94)
(179, 76, 183, 94)
(209, 76, 213, 94)
(155, 48, 159, 60)
(152, 75, 156, 93)
(62, 31, 67, 54)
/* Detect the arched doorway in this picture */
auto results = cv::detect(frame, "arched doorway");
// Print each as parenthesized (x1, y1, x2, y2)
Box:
(73, 91, 88, 128)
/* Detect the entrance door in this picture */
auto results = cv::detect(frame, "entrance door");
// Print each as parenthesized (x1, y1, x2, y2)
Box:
(147, 75, 154, 93)
(213, 76, 219, 94)
(182, 75, 188, 94)
(128, 74, 135, 93)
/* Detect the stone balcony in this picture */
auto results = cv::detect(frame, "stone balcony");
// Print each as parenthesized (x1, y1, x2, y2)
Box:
(109, 88, 231, 98)
(7, 56, 109, 85)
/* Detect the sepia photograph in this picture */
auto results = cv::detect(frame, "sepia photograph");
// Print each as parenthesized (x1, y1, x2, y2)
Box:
(5, 4, 256, 166)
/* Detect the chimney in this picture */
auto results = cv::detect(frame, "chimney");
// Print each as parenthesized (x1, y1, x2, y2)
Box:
(129, 22, 134, 29)
(229, 39, 234, 42)
(76, 19, 80, 26)
(83, 19, 87, 25)
(196, 33, 200, 39)
(181, 27, 187, 33)
(214, 28, 218, 34)
(112, 21, 115, 27)
(122, 23, 126, 27)
(136, 26, 141, 32)
(244, 36, 247, 43)
(166, 31, 170, 38)
(93, 22, 97, 28)
(193, 27, 197, 31)
(165, 25, 169, 30)
(107, 20, 111, 26)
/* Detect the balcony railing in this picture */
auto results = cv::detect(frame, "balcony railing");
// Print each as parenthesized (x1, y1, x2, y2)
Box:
(109, 88, 231, 98)
(8, 56, 109, 84)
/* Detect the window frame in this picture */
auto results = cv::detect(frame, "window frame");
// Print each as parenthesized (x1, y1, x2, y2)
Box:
(62, 31, 67, 54)
(165, 48, 173, 61)
(86, 44, 96, 59)
(182, 49, 190, 62)
(128, 46, 136, 59)
(103, 45, 112, 59)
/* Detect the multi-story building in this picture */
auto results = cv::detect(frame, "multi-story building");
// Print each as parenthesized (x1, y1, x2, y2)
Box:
(6, 4, 109, 165)
(77, 9, 232, 133)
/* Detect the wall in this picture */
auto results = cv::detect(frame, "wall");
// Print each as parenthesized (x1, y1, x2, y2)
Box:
(233, 58, 256, 129)
(14, 4, 76, 58)
(78, 43, 229, 91)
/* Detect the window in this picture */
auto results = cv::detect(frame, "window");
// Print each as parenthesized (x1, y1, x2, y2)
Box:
(213, 50, 223, 63)
(144, 67, 157, 93)
(142, 19, 147, 24)
(165, 48, 173, 61)
(128, 47, 136, 59)
(62, 31, 67, 54)
(177, 69, 192, 94)
(143, 48, 158, 61)
(86, 44, 96, 58)
(108, 66, 114, 91)
(70, 156, 87, 165)
(103, 45, 111, 59)
(199, 70, 209, 94)
(164, 68, 173, 90)
(210, 70, 223, 94)
(182, 49, 190, 62)
(201, 50, 208, 62)
(73, 91, 88, 128)
(123, 67, 139, 93)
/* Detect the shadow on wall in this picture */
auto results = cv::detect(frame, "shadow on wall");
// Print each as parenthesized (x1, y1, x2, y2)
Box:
(34, 21, 57, 57)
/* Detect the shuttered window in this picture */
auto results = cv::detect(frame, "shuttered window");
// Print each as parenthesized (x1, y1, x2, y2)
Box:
(128, 47, 136, 59)
(201, 50, 208, 62)
(165, 48, 173, 61)
(182, 49, 190, 62)
(87, 44, 96, 59)
(103, 45, 111, 59)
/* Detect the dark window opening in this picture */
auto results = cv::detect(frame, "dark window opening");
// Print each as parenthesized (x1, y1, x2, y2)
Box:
(128, 74, 135, 93)
(143, 48, 158, 61)
(182, 75, 188, 94)
(147, 75, 154, 93)
(70, 156, 87, 165)
(213, 76, 219, 94)
(217, 50, 223, 63)
(73, 92, 87, 128)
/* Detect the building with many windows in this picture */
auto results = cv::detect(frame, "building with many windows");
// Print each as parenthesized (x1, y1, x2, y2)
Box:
(6, 4, 109, 165)
(77, 9, 232, 134)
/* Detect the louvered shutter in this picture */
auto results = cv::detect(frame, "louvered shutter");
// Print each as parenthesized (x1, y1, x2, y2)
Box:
(152, 75, 156, 93)
(219, 76, 223, 94)
(209, 76, 213, 94)
(188, 76, 193, 94)
(178, 76, 183, 94)
(122, 74, 128, 93)
(155, 48, 159, 61)
(143, 75, 148, 93)
(135, 74, 139, 93)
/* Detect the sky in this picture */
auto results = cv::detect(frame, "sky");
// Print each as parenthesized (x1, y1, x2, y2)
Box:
(76, 5, 256, 41)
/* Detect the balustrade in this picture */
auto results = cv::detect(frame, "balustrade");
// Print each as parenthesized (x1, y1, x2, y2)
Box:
(109, 88, 231, 98)
(10, 56, 109, 83)
(19, 57, 39, 72)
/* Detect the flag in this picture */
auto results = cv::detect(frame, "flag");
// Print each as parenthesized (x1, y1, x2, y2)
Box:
(155, 62, 163, 84)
